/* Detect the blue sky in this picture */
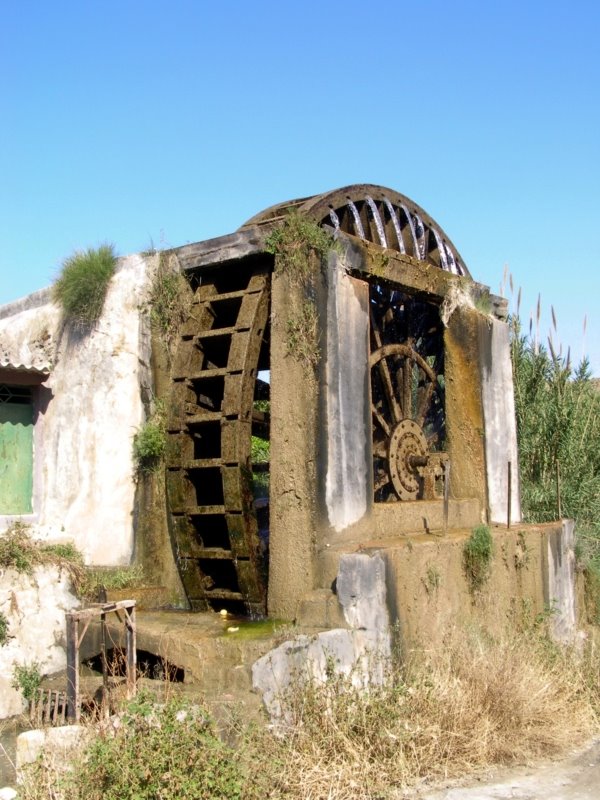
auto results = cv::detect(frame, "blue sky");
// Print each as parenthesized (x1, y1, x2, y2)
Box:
(2, 1, 599, 372)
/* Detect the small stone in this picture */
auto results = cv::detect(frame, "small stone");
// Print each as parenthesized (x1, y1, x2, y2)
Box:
(0, 787, 18, 799)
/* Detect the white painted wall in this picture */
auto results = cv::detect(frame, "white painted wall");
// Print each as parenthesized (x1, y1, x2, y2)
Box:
(0, 254, 152, 564)
(0, 566, 79, 718)
(480, 317, 522, 524)
(324, 252, 371, 531)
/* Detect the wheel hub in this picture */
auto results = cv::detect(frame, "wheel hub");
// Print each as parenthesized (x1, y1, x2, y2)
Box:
(388, 419, 429, 500)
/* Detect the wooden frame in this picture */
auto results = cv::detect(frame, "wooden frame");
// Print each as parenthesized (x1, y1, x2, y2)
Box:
(66, 600, 136, 721)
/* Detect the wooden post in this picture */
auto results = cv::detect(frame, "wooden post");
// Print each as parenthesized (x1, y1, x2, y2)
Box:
(126, 604, 137, 699)
(443, 460, 450, 536)
(66, 613, 80, 721)
(100, 611, 108, 706)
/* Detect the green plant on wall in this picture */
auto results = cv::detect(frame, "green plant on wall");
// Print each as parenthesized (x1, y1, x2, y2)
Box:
(146, 253, 192, 354)
(0, 611, 10, 646)
(265, 211, 336, 284)
(53, 243, 117, 328)
(12, 661, 42, 702)
(266, 211, 338, 370)
(133, 401, 167, 475)
(463, 524, 493, 591)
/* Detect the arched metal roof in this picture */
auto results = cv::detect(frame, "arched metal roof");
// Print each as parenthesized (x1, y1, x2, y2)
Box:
(240, 184, 470, 278)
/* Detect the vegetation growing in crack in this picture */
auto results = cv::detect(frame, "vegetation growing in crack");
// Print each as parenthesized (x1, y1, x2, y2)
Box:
(146, 252, 192, 356)
(463, 524, 493, 591)
(132, 401, 167, 475)
(266, 211, 338, 370)
(53, 243, 117, 329)
(0, 522, 84, 589)
(265, 210, 337, 284)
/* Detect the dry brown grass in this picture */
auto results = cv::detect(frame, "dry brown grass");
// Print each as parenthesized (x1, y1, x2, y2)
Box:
(250, 627, 599, 799)
(17, 626, 600, 800)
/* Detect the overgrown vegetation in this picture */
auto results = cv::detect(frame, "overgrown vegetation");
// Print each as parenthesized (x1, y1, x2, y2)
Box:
(146, 252, 192, 354)
(286, 302, 320, 368)
(53, 243, 117, 328)
(511, 315, 600, 598)
(463, 524, 493, 591)
(12, 661, 42, 702)
(265, 211, 338, 370)
(19, 626, 600, 800)
(265, 210, 336, 284)
(79, 564, 147, 601)
(133, 401, 167, 475)
(0, 522, 84, 589)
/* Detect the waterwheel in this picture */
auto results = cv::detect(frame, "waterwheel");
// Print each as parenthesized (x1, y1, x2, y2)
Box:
(369, 287, 447, 502)
(166, 262, 270, 615)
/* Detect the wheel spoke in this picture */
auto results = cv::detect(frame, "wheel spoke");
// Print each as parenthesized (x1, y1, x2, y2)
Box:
(371, 403, 391, 437)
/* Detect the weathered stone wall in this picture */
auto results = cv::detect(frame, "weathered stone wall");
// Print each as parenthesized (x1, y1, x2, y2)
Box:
(0, 255, 151, 565)
(0, 566, 79, 718)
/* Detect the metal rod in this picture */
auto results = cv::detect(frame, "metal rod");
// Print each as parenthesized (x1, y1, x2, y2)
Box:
(556, 459, 562, 518)
(443, 460, 450, 535)
(507, 461, 512, 529)
(101, 612, 108, 706)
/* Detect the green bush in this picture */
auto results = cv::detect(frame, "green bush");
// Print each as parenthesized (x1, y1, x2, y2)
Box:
(265, 210, 336, 283)
(12, 662, 42, 702)
(57, 694, 245, 800)
(463, 524, 493, 591)
(53, 243, 117, 327)
(133, 402, 167, 475)
(0, 522, 84, 585)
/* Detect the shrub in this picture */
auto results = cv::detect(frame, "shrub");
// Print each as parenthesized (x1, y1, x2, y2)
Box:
(0, 522, 84, 586)
(265, 210, 336, 283)
(53, 243, 117, 327)
(133, 402, 167, 475)
(12, 661, 42, 702)
(21, 693, 247, 800)
(146, 253, 192, 354)
(463, 524, 493, 591)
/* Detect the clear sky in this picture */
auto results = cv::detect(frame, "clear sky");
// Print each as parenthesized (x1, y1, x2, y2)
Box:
(2, 1, 599, 372)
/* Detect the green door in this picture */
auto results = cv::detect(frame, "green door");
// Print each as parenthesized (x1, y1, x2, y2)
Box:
(0, 401, 34, 513)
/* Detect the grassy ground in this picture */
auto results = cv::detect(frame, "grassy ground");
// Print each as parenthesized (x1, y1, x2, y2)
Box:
(18, 623, 600, 800)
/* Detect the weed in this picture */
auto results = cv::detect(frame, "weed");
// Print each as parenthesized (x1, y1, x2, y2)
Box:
(514, 530, 531, 570)
(423, 564, 441, 594)
(463, 524, 493, 591)
(265, 210, 336, 284)
(0, 611, 9, 646)
(21, 693, 247, 800)
(286, 302, 320, 368)
(12, 662, 42, 702)
(266, 211, 337, 371)
(0, 522, 84, 589)
(133, 401, 167, 475)
(251, 435, 269, 463)
(80, 564, 146, 601)
(146, 253, 192, 355)
(17, 627, 600, 800)
(53, 243, 117, 328)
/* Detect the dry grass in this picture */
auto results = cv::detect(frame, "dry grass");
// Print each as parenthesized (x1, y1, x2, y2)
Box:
(250, 628, 599, 799)
(18, 626, 600, 800)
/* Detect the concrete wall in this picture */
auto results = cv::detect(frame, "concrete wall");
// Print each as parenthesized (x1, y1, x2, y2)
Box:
(0, 566, 79, 718)
(0, 255, 151, 565)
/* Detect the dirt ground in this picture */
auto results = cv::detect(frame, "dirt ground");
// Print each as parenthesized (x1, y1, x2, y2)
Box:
(410, 738, 600, 800)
